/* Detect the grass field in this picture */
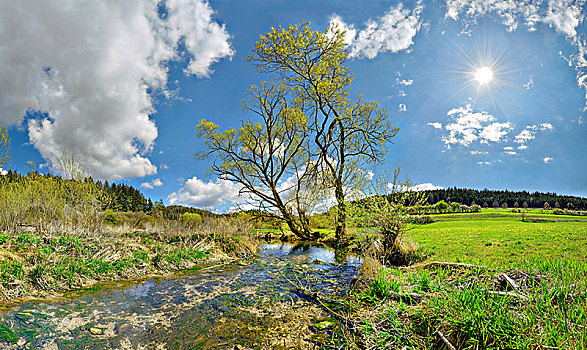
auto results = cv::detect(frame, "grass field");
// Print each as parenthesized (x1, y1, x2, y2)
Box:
(408, 210, 587, 267)
(331, 209, 587, 349)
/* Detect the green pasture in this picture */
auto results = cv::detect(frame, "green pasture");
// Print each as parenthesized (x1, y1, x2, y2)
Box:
(408, 210, 587, 267)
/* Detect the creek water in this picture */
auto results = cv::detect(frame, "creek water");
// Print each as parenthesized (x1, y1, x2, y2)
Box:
(0, 243, 362, 349)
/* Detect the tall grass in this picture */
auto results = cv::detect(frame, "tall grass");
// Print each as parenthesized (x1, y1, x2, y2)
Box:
(0, 173, 104, 235)
(347, 259, 587, 349)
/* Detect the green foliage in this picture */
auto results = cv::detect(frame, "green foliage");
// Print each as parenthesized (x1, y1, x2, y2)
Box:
(0, 171, 106, 234)
(0, 123, 10, 169)
(245, 21, 398, 241)
(435, 200, 448, 213)
(180, 212, 203, 228)
(350, 170, 427, 265)
(424, 187, 587, 210)
(103, 209, 118, 225)
(367, 269, 400, 300)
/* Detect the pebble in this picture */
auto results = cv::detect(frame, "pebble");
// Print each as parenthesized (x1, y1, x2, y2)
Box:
(89, 327, 103, 335)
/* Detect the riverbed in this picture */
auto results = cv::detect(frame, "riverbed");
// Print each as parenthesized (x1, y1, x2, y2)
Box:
(0, 243, 362, 349)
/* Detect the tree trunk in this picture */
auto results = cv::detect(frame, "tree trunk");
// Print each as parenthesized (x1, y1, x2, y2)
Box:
(281, 210, 314, 240)
(334, 181, 347, 244)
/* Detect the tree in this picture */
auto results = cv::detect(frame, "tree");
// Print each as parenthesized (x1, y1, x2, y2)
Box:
(523, 201, 529, 209)
(349, 170, 426, 265)
(493, 200, 499, 209)
(501, 202, 508, 209)
(544, 201, 550, 210)
(196, 82, 320, 240)
(514, 201, 519, 209)
(450, 201, 460, 213)
(247, 21, 398, 243)
(0, 123, 11, 169)
(435, 200, 448, 213)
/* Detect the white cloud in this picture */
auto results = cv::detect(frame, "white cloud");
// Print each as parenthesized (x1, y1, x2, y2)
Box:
(0, 168, 7, 176)
(140, 178, 163, 189)
(410, 183, 443, 191)
(543, 156, 554, 163)
(514, 128, 536, 144)
(428, 122, 443, 129)
(503, 146, 514, 150)
(523, 77, 535, 90)
(160, 164, 170, 170)
(328, 15, 358, 46)
(444, 0, 542, 32)
(0, 0, 233, 180)
(331, 3, 423, 59)
(167, 176, 243, 208)
(505, 151, 517, 155)
(542, 0, 585, 36)
(441, 104, 512, 147)
(140, 182, 154, 190)
(397, 79, 414, 86)
(477, 161, 491, 165)
(514, 123, 554, 148)
(470, 150, 488, 155)
(398, 103, 407, 112)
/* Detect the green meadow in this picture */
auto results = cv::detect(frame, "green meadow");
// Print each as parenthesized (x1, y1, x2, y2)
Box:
(336, 209, 587, 349)
(408, 210, 587, 266)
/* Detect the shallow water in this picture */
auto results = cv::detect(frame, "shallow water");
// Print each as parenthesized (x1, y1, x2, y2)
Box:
(0, 243, 362, 349)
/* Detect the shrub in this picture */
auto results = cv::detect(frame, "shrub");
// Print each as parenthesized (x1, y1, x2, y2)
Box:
(180, 212, 202, 229)
(104, 210, 118, 225)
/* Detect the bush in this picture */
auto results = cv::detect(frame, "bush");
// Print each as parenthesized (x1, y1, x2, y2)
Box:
(410, 215, 435, 224)
(104, 210, 118, 225)
(180, 212, 202, 229)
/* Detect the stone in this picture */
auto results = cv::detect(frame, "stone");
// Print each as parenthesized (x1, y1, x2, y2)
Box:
(89, 327, 103, 335)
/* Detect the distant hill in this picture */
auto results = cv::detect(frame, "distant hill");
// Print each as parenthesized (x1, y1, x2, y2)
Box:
(423, 188, 587, 210)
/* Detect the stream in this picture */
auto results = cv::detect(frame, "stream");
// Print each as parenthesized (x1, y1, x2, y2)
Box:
(0, 243, 362, 349)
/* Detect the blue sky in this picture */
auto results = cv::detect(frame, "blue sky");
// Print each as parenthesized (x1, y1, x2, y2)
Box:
(1, 0, 586, 210)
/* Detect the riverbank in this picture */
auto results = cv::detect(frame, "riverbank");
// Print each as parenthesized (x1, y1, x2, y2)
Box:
(330, 211, 587, 349)
(0, 218, 257, 304)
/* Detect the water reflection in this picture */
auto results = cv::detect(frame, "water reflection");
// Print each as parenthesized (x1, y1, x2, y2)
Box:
(0, 243, 362, 349)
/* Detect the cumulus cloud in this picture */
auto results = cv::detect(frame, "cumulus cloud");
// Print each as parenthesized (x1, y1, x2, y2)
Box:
(0, 168, 7, 176)
(330, 2, 423, 59)
(441, 104, 512, 147)
(410, 183, 444, 191)
(542, 0, 585, 36)
(477, 161, 491, 165)
(514, 123, 554, 148)
(543, 156, 554, 163)
(0, 0, 233, 180)
(167, 176, 243, 208)
(398, 104, 407, 112)
(470, 150, 488, 155)
(140, 178, 164, 190)
(428, 122, 443, 129)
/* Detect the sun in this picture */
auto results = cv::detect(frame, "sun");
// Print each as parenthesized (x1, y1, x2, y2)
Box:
(474, 66, 493, 84)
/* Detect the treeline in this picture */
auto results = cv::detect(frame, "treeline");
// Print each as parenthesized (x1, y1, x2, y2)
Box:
(1, 170, 216, 218)
(423, 188, 587, 210)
